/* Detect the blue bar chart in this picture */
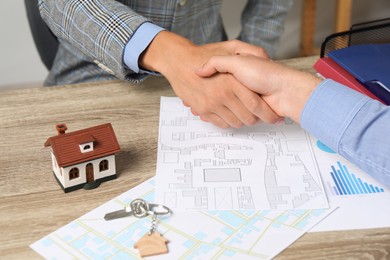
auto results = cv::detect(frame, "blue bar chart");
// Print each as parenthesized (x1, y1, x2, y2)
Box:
(327, 161, 385, 196)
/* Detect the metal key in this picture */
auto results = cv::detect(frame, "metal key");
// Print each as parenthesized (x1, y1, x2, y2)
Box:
(104, 198, 150, 220)
(104, 198, 171, 221)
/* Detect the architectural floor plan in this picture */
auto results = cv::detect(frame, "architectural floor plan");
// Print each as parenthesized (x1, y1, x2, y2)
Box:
(155, 97, 328, 211)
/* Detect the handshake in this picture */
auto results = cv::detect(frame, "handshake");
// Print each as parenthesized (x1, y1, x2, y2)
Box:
(141, 31, 321, 129)
(140, 32, 389, 190)
(195, 51, 321, 127)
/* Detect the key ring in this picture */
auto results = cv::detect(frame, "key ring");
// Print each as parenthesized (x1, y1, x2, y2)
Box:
(124, 198, 171, 218)
(148, 203, 172, 216)
(104, 198, 172, 257)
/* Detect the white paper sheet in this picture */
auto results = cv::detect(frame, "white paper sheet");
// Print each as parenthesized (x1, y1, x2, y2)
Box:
(309, 138, 390, 231)
(31, 178, 333, 260)
(155, 97, 329, 211)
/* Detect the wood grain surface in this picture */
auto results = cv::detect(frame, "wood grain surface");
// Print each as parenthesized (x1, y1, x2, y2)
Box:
(1, 56, 389, 259)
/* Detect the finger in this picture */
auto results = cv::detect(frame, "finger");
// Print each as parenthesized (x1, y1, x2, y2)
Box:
(210, 81, 259, 128)
(233, 85, 282, 124)
(195, 96, 245, 128)
(229, 40, 269, 59)
(195, 62, 220, 78)
(221, 91, 261, 126)
(194, 73, 260, 127)
(211, 105, 245, 128)
(190, 107, 200, 116)
(253, 96, 282, 124)
(196, 56, 235, 78)
(216, 82, 262, 128)
(182, 93, 236, 128)
(204, 40, 269, 59)
(199, 113, 230, 129)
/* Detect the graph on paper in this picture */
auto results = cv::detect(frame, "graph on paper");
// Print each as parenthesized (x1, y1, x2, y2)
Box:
(327, 161, 385, 196)
(309, 137, 390, 232)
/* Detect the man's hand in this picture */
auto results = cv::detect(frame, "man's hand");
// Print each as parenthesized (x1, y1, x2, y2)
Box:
(196, 54, 321, 124)
(139, 31, 282, 128)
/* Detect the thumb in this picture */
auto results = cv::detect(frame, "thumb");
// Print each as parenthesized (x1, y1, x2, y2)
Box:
(196, 56, 233, 78)
(195, 61, 219, 78)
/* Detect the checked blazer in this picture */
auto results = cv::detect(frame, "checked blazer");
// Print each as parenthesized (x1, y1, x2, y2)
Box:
(38, 0, 292, 86)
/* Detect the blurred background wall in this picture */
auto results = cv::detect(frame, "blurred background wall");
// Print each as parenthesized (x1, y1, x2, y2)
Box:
(1, 0, 389, 89)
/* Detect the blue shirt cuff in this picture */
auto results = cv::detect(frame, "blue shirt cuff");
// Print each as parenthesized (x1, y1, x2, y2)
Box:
(123, 22, 165, 74)
(300, 79, 370, 152)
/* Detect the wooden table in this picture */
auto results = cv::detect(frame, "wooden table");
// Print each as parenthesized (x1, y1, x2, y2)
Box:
(1, 56, 389, 259)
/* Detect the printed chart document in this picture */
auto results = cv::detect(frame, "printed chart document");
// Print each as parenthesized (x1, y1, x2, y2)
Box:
(309, 138, 390, 231)
(155, 97, 328, 211)
(31, 178, 333, 260)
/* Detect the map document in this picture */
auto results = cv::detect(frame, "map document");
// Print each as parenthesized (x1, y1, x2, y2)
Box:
(31, 179, 333, 259)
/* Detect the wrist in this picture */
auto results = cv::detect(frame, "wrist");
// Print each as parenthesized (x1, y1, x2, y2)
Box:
(139, 31, 199, 76)
(280, 71, 321, 123)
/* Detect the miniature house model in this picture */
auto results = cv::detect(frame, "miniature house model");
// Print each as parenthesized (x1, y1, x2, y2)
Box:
(44, 123, 120, 192)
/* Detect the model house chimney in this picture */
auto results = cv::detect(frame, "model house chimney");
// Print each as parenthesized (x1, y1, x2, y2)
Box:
(56, 124, 68, 135)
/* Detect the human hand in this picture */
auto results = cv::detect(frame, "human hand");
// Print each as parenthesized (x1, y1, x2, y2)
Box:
(196, 54, 321, 124)
(139, 31, 282, 128)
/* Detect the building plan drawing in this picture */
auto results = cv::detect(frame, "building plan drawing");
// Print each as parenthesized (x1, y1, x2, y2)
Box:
(155, 97, 328, 211)
(31, 178, 333, 260)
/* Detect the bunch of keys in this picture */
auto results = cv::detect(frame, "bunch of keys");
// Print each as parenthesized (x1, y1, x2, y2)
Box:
(104, 198, 172, 257)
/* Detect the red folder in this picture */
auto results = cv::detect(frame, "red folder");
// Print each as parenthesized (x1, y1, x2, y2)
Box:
(313, 57, 383, 102)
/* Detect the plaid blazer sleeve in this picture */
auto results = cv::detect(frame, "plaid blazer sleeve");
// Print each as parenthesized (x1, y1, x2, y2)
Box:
(38, 0, 150, 81)
(239, 0, 293, 58)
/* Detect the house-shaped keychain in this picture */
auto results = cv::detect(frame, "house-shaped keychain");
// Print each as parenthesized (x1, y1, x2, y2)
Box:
(44, 123, 120, 192)
(134, 232, 169, 257)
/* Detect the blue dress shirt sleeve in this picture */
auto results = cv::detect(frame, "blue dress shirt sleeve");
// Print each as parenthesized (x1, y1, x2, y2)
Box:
(301, 79, 390, 188)
(123, 22, 165, 74)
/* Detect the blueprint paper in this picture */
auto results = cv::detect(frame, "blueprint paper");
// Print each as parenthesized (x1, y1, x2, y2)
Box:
(309, 137, 390, 232)
(155, 97, 328, 211)
(31, 178, 333, 260)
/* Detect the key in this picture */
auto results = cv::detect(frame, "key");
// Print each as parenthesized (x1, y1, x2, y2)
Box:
(104, 198, 150, 221)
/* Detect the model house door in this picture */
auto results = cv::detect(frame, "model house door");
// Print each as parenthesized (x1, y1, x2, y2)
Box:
(86, 163, 94, 182)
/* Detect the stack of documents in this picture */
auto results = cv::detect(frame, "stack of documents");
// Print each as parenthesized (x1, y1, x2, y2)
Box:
(314, 44, 390, 105)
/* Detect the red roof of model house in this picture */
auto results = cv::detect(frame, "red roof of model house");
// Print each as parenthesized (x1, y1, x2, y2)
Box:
(44, 123, 120, 167)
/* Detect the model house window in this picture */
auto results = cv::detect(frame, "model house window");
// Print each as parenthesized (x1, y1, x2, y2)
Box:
(99, 160, 109, 172)
(69, 167, 79, 180)
(79, 142, 94, 153)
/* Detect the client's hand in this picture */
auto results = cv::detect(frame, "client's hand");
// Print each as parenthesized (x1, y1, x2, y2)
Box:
(196, 54, 321, 124)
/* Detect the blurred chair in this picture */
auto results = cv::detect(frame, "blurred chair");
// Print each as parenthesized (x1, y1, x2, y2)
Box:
(300, 0, 352, 56)
(25, 0, 59, 70)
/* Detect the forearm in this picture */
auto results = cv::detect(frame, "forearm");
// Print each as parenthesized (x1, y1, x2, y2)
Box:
(301, 79, 390, 188)
(340, 100, 390, 187)
(38, 0, 149, 80)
